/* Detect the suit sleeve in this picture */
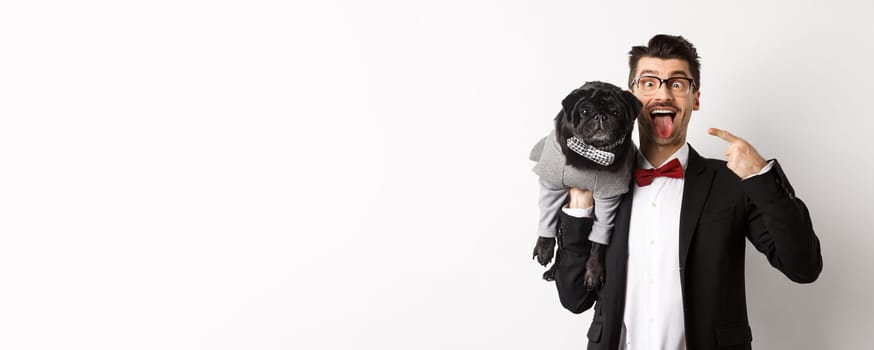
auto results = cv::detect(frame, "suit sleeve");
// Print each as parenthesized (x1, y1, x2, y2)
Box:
(742, 159, 823, 283)
(554, 211, 598, 313)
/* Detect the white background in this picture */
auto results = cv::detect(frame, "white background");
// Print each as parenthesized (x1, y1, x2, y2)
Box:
(1, 1, 872, 349)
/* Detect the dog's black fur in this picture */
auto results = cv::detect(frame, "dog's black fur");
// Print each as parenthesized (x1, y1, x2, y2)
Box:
(534, 81, 642, 290)
(556, 81, 640, 172)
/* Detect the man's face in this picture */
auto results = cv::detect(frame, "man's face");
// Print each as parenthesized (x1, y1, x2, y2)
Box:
(631, 57, 700, 148)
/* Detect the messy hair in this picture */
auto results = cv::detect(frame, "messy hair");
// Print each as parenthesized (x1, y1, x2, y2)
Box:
(628, 34, 701, 91)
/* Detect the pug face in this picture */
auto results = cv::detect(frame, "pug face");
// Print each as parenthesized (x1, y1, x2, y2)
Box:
(556, 81, 642, 170)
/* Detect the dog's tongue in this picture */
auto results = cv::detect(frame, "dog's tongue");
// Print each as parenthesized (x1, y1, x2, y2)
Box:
(654, 116, 673, 138)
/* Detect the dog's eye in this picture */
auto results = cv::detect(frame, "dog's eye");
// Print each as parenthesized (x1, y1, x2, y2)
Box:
(581, 109, 588, 115)
(610, 111, 618, 116)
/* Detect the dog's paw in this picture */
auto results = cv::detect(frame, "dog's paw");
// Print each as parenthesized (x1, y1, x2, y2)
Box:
(583, 268, 604, 291)
(532, 236, 556, 266)
(542, 265, 557, 281)
(584, 256, 605, 291)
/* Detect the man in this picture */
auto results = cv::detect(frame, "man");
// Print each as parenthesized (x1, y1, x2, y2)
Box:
(553, 34, 822, 350)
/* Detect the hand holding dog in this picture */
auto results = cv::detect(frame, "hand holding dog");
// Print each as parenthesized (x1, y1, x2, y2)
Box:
(567, 187, 594, 209)
(708, 128, 768, 179)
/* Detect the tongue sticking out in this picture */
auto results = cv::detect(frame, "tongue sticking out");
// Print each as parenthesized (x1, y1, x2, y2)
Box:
(654, 116, 674, 138)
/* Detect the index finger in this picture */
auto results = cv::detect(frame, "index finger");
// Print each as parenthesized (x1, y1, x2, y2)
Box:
(708, 128, 740, 143)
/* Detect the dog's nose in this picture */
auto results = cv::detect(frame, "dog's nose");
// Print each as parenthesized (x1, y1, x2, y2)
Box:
(594, 114, 607, 122)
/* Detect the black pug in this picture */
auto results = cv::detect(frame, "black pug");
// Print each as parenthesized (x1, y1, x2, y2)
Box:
(529, 81, 641, 290)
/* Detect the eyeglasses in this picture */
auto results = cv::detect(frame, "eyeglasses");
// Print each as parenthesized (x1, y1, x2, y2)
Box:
(632, 76, 696, 96)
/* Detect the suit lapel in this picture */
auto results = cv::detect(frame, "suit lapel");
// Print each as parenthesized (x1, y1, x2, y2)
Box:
(678, 146, 716, 269)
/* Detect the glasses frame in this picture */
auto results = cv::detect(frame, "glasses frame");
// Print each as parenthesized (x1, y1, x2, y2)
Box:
(632, 75, 697, 96)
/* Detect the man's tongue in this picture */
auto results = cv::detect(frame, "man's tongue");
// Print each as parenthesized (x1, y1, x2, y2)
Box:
(654, 116, 674, 138)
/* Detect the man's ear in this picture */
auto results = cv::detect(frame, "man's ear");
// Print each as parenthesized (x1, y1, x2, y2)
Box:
(622, 90, 643, 121)
(693, 90, 701, 111)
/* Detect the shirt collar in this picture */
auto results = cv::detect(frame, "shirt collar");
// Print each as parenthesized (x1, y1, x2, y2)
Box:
(636, 143, 690, 172)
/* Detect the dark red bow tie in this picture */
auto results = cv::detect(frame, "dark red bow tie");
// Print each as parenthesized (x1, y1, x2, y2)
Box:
(634, 158, 684, 186)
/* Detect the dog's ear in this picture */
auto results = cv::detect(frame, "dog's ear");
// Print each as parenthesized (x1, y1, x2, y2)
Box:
(561, 89, 582, 117)
(561, 88, 593, 125)
(622, 90, 643, 122)
(552, 109, 564, 122)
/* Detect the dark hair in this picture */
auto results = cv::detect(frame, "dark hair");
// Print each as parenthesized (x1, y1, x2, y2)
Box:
(628, 34, 701, 91)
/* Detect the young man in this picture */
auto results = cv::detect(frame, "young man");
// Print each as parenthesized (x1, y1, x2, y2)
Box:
(553, 35, 823, 350)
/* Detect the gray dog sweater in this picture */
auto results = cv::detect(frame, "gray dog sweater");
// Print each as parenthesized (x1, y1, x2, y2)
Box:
(530, 130, 635, 243)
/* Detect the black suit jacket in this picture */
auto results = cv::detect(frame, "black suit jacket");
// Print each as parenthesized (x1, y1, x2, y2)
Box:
(554, 145, 823, 350)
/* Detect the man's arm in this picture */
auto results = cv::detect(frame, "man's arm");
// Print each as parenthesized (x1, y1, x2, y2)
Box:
(743, 160, 823, 283)
(554, 188, 599, 313)
(709, 128, 823, 283)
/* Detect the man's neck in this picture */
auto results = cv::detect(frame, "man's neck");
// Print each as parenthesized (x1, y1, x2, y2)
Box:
(640, 142, 684, 167)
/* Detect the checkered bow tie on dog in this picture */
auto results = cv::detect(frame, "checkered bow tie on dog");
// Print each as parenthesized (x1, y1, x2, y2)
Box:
(566, 136, 624, 166)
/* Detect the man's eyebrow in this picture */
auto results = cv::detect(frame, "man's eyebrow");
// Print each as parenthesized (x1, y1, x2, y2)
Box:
(637, 69, 691, 78)
(638, 69, 659, 76)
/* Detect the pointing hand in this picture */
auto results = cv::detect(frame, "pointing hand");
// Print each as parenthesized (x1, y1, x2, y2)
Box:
(708, 128, 768, 179)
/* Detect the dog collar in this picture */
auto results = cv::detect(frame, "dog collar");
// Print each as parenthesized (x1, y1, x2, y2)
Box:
(566, 136, 624, 166)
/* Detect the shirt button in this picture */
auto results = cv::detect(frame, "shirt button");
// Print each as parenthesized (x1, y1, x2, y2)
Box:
(649, 240, 655, 245)
(651, 202, 656, 207)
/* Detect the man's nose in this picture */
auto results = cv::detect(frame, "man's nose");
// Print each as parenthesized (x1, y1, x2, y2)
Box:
(653, 83, 674, 101)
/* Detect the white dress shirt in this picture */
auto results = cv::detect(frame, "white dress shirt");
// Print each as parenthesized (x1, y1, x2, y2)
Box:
(620, 145, 690, 350)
